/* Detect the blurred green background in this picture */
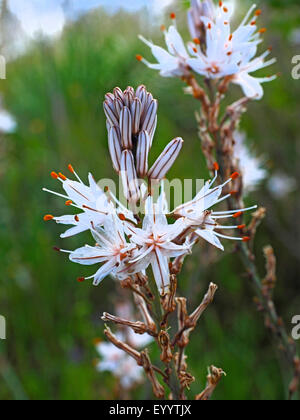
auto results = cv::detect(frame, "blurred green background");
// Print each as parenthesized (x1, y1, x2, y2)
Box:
(0, 0, 299, 400)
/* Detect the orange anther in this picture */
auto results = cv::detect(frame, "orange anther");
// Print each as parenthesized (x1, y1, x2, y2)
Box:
(170, 12, 176, 20)
(193, 47, 198, 53)
(193, 38, 201, 45)
(51, 171, 59, 179)
(65, 200, 73, 206)
(58, 172, 67, 181)
(44, 215, 54, 221)
(118, 213, 126, 221)
(68, 164, 74, 173)
(255, 9, 262, 16)
(208, 23, 212, 29)
(227, 51, 232, 56)
(233, 211, 243, 219)
(243, 236, 251, 242)
(230, 190, 238, 195)
(251, 20, 257, 26)
(229, 34, 233, 41)
(77, 277, 85, 283)
(74, 215, 79, 222)
(238, 224, 246, 230)
(223, 7, 228, 13)
(219, 1, 223, 6)
(259, 28, 267, 34)
(136, 55, 143, 62)
(230, 172, 239, 180)
(213, 162, 220, 171)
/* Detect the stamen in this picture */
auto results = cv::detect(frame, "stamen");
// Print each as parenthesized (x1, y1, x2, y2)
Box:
(118, 213, 126, 221)
(77, 277, 86, 283)
(68, 164, 83, 184)
(44, 215, 54, 221)
(259, 28, 267, 34)
(212, 205, 258, 216)
(229, 34, 233, 41)
(51, 171, 59, 179)
(208, 23, 212, 30)
(251, 20, 256, 26)
(230, 172, 239, 180)
(213, 162, 219, 171)
(193, 38, 201, 45)
(230, 190, 238, 195)
(219, 1, 223, 6)
(42, 188, 70, 201)
(233, 211, 243, 218)
(214, 232, 245, 241)
(136, 55, 143, 62)
(238, 224, 246, 230)
(170, 12, 176, 20)
(58, 172, 67, 181)
(74, 215, 79, 222)
(160, 25, 166, 32)
(223, 7, 228, 13)
(243, 237, 251, 242)
(65, 200, 73, 206)
(255, 9, 262, 16)
(53, 247, 61, 252)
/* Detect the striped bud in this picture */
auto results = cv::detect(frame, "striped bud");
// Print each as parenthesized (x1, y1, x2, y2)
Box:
(136, 85, 147, 109)
(120, 107, 133, 149)
(149, 115, 157, 147)
(131, 98, 142, 134)
(114, 98, 123, 118)
(108, 126, 122, 173)
(103, 100, 119, 127)
(124, 91, 134, 108)
(148, 137, 184, 180)
(113, 87, 124, 102)
(136, 131, 151, 177)
(141, 99, 158, 132)
(120, 150, 140, 203)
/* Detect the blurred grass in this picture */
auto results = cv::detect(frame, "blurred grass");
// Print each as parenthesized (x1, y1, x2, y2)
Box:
(0, 1, 300, 400)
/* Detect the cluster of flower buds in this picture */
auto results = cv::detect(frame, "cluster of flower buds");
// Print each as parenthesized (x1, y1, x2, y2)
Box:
(104, 85, 183, 204)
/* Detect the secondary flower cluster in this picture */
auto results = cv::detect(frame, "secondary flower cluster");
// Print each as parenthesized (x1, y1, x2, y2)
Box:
(43, 86, 256, 294)
(137, 1, 276, 99)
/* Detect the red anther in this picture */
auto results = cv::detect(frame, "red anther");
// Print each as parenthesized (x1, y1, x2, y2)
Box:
(77, 277, 85, 283)
(255, 9, 262, 16)
(227, 51, 232, 56)
(51, 171, 59, 179)
(58, 172, 67, 181)
(230, 172, 239, 180)
(68, 164, 74, 174)
(136, 55, 143, 62)
(213, 162, 219, 171)
(193, 38, 201, 45)
(251, 20, 257, 26)
(53, 247, 61, 252)
(208, 23, 212, 29)
(44, 214, 54, 221)
(259, 28, 267, 34)
(65, 200, 73, 206)
(74, 215, 79, 222)
(233, 211, 243, 219)
(104, 186, 109, 192)
(170, 12, 176, 20)
(243, 236, 251, 243)
(238, 224, 246, 230)
(193, 47, 198, 53)
(118, 213, 126, 221)
(229, 34, 233, 41)
(219, 1, 223, 6)
(223, 7, 228, 12)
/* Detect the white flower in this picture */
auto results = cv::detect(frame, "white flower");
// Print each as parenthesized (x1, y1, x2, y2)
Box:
(124, 192, 190, 295)
(173, 167, 257, 250)
(68, 214, 137, 286)
(138, 19, 191, 78)
(43, 166, 135, 238)
(139, 3, 276, 99)
(95, 334, 144, 389)
(233, 131, 266, 193)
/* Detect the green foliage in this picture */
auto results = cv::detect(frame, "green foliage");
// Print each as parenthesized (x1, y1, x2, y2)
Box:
(0, 4, 299, 400)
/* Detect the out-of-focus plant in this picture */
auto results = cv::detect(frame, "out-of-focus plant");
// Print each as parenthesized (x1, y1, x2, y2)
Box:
(136, 0, 300, 399)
